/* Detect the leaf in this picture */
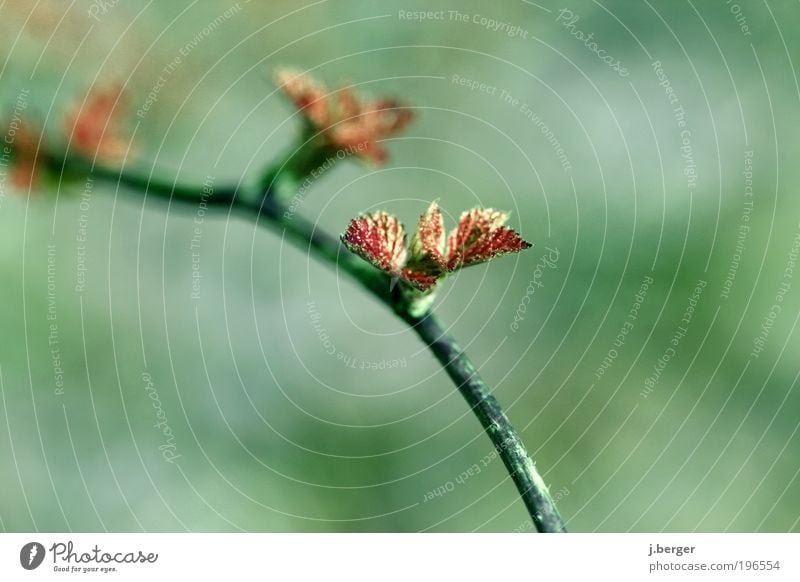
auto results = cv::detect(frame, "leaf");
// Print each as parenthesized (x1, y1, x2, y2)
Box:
(327, 100, 411, 165)
(8, 121, 43, 190)
(65, 85, 131, 162)
(341, 211, 407, 274)
(407, 200, 446, 274)
(399, 267, 440, 292)
(274, 67, 413, 166)
(273, 67, 330, 128)
(446, 208, 532, 270)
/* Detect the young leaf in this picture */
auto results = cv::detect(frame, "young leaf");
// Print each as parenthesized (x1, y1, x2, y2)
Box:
(446, 208, 532, 270)
(65, 85, 131, 162)
(407, 200, 446, 274)
(341, 211, 407, 274)
(274, 67, 413, 165)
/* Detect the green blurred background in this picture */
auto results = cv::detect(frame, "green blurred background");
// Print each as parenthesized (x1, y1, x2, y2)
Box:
(1, 0, 799, 532)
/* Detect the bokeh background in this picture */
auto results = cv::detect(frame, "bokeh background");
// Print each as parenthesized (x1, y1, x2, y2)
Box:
(1, 0, 799, 532)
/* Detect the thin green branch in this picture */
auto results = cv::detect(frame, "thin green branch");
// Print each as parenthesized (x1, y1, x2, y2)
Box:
(402, 311, 566, 532)
(80, 163, 566, 532)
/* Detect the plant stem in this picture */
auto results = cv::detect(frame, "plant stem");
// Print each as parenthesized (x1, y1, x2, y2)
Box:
(258, 137, 337, 201)
(402, 310, 566, 532)
(81, 165, 566, 532)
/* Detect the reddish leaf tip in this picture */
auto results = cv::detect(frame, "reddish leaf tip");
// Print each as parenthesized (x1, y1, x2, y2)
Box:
(341, 211, 407, 274)
(274, 66, 413, 165)
(343, 203, 531, 293)
(446, 208, 531, 270)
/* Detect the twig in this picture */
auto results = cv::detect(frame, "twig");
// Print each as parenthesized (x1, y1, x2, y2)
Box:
(403, 311, 566, 532)
(81, 164, 567, 532)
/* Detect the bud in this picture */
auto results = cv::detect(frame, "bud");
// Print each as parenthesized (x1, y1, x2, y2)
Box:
(64, 85, 132, 163)
(274, 67, 413, 165)
(341, 202, 532, 294)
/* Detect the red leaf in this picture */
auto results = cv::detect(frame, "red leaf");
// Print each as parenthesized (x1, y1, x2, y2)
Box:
(274, 68, 413, 166)
(408, 200, 446, 273)
(8, 121, 43, 191)
(446, 208, 532, 270)
(400, 267, 440, 292)
(342, 204, 532, 293)
(329, 99, 412, 166)
(65, 85, 131, 162)
(341, 211, 407, 274)
(273, 67, 330, 128)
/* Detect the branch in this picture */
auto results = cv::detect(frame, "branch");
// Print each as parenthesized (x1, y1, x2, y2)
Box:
(403, 311, 566, 532)
(83, 163, 567, 532)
